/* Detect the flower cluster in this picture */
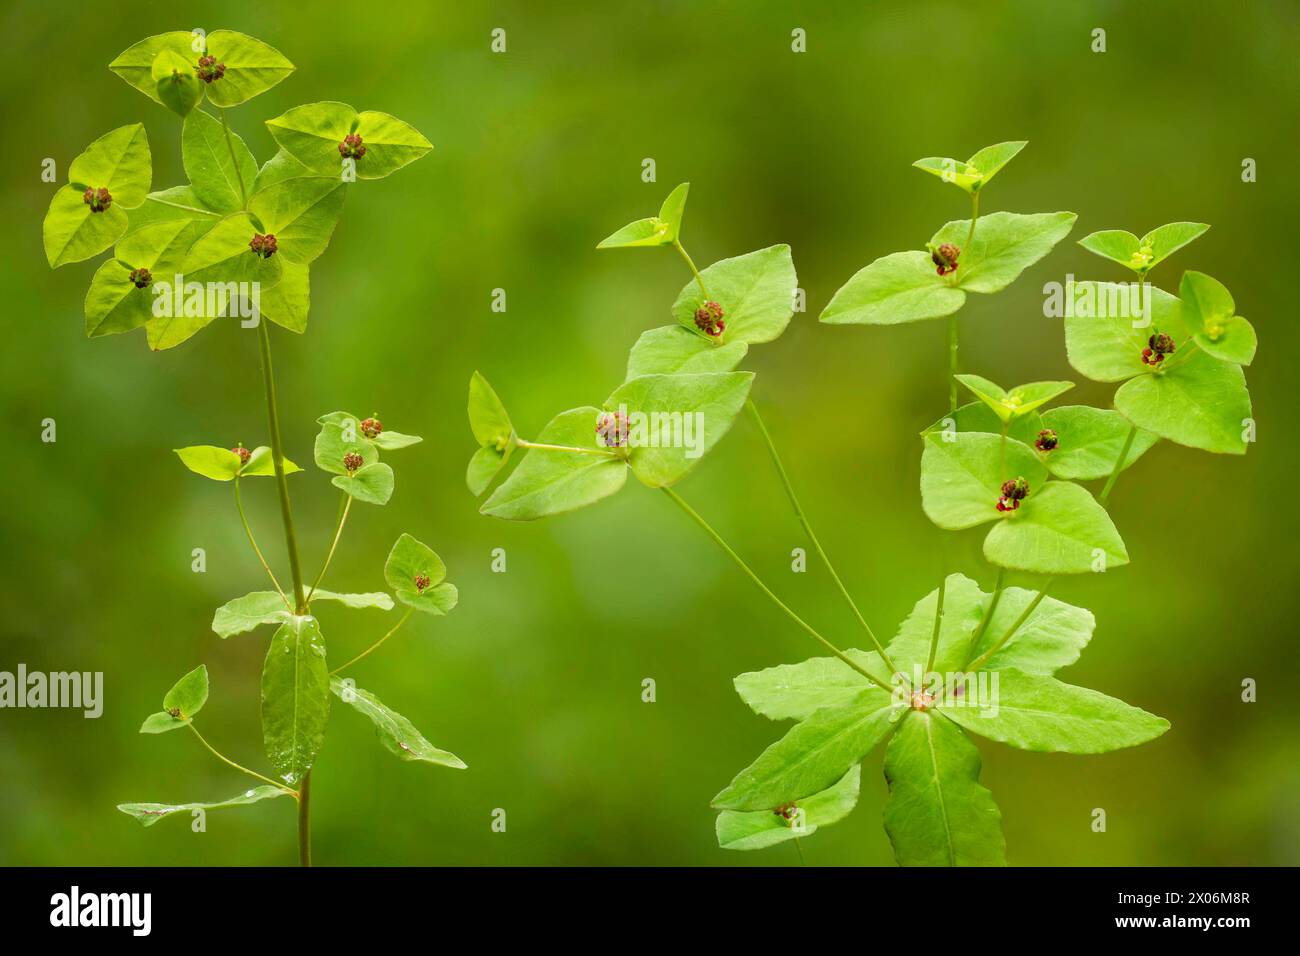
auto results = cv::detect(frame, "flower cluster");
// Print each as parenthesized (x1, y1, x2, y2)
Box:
(693, 300, 726, 337)
(83, 187, 112, 213)
(930, 241, 960, 276)
(249, 233, 278, 258)
(128, 267, 153, 289)
(596, 410, 630, 448)
(195, 54, 226, 83)
(996, 476, 1030, 512)
(338, 133, 366, 159)
(1141, 331, 1176, 366)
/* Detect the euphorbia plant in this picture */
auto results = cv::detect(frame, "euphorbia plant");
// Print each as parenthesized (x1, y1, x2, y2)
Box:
(43, 30, 463, 865)
(468, 145, 1254, 863)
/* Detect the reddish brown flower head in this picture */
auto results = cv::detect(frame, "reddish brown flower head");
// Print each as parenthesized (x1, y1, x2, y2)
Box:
(342, 451, 364, 473)
(693, 300, 726, 337)
(196, 54, 226, 83)
(931, 242, 960, 276)
(249, 233, 278, 258)
(1142, 331, 1176, 366)
(83, 187, 112, 213)
(596, 410, 630, 448)
(773, 802, 799, 821)
(997, 476, 1030, 512)
(129, 267, 153, 289)
(231, 445, 251, 466)
(166, 707, 182, 719)
(338, 133, 367, 159)
(1034, 428, 1058, 452)
(360, 417, 383, 439)
(414, 573, 431, 593)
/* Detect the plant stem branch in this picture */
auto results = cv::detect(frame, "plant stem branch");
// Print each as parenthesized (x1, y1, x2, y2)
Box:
(967, 578, 1053, 672)
(256, 321, 308, 614)
(330, 608, 415, 675)
(515, 438, 620, 458)
(744, 398, 898, 674)
(1099, 424, 1138, 506)
(673, 239, 709, 298)
(964, 191, 980, 252)
(220, 109, 248, 207)
(298, 772, 312, 867)
(234, 478, 291, 610)
(188, 724, 296, 796)
(968, 566, 1006, 652)
(661, 487, 895, 693)
(306, 494, 352, 604)
(925, 564, 948, 676)
(947, 314, 960, 413)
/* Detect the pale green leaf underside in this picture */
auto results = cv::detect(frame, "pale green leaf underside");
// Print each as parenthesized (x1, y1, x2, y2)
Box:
(669, 245, 798, 345)
(820, 250, 965, 326)
(733, 649, 888, 721)
(212, 591, 291, 638)
(983, 480, 1128, 574)
(624, 325, 748, 380)
(330, 677, 466, 769)
(118, 785, 289, 827)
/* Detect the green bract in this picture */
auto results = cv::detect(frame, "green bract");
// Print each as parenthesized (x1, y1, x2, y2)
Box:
(140, 664, 209, 733)
(1180, 271, 1257, 366)
(596, 182, 690, 248)
(466, 372, 517, 496)
(110, 31, 295, 109)
(669, 245, 797, 345)
(1078, 222, 1209, 275)
(385, 534, 458, 615)
(266, 102, 433, 180)
(955, 374, 1074, 423)
(44, 125, 151, 267)
(913, 141, 1027, 193)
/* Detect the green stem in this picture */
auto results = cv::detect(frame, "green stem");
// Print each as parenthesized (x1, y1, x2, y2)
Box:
(924, 565, 948, 677)
(1099, 424, 1138, 506)
(999, 418, 1009, 476)
(234, 478, 291, 610)
(947, 314, 960, 413)
(306, 494, 352, 604)
(967, 578, 1053, 672)
(256, 321, 308, 614)
(188, 724, 296, 796)
(661, 487, 895, 693)
(330, 608, 415, 675)
(673, 239, 709, 298)
(298, 772, 312, 867)
(516, 438, 620, 458)
(967, 566, 1006, 652)
(964, 191, 980, 252)
(744, 398, 898, 675)
(220, 108, 248, 207)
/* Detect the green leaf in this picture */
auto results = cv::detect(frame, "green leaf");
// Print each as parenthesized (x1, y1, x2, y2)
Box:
(604, 371, 754, 487)
(467, 372, 517, 495)
(248, 176, 347, 264)
(182, 212, 283, 290)
(885, 573, 987, 677)
(261, 616, 330, 786)
(733, 650, 888, 721)
(371, 430, 422, 450)
(955, 374, 1073, 422)
(109, 32, 204, 105)
(1114, 348, 1252, 454)
(43, 186, 127, 268)
(67, 123, 152, 214)
(1078, 224, 1207, 276)
(175, 445, 243, 481)
(1142, 222, 1210, 269)
(1037, 406, 1157, 481)
(819, 251, 965, 326)
(117, 785, 289, 828)
(1063, 281, 1186, 382)
(716, 765, 859, 851)
(331, 462, 395, 505)
(260, 259, 311, 333)
(309, 589, 395, 611)
(921, 402, 1042, 447)
(252, 150, 311, 194)
(314, 416, 376, 474)
(913, 141, 1027, 193)
(481, 407, 628, 520)
(240, 446, 302, 477)
(140, 711, 189, 734)
(212, 591, 292, 639)
(384, 533, 457, 614)
(182, 109, 257, 213)
(84, 221, 191, 337)
(983, 480, 1128, 574)
(330, 677, 466, 768)
(596, 182, 689, 248)
(123, 186, 222, 235)
(968, 587, 1094, 676)
(711, 689, 902, 811)
(920, 432, 1047, 530)
(931, 211, 1077, 294)
(163, 665, 209, 719)
(624, 326, 748, 380)
(152, 48, 203, 116)
(669, 245, 797, 344)
(1078, 230, 1140, 270)
(1180, 271, 1256, 365)
(201, 30, 295, 108)
(265, 102, 432, 179)
(940, 669, 1169, 753)
(882, 712, 1006, 866)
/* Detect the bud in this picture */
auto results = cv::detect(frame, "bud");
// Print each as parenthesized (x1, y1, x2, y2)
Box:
(360, 417, 383, 439)
(83, 187, 112, 213)
(195, 54, 226, 83)
(338, 133, 367, 159)
(414, 573, 431, 593)
(1034, 428, 1058, 452)
(249, 233, 278, 258)
(596, 410, 630, 448)
(1142, 331, 1176, 366)
(343, 451, 364, 473)
(930, 242, 960, 276)
(997, 476, 1030, 512)
(231, 445, 251, 466)
(128, 267, 153, 289)
(693, 300, 726, 337)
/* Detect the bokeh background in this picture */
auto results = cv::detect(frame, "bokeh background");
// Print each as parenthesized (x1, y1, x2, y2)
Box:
(2, 0, 1297, 866)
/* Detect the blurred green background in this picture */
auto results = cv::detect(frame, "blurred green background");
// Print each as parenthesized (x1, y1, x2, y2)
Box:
(2, 0, 1297, 866)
